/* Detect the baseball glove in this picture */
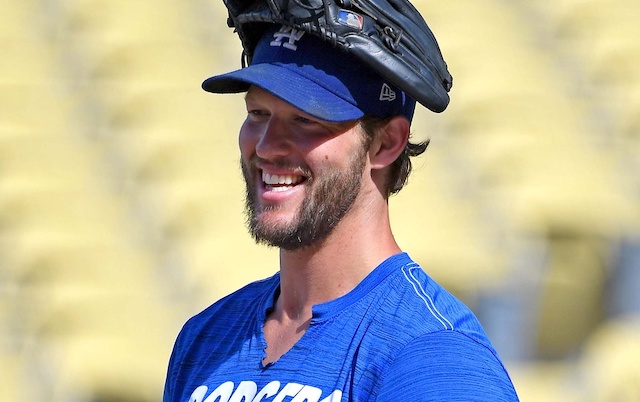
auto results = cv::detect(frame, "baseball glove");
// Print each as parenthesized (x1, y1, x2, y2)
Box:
(223, 0, 453, 113)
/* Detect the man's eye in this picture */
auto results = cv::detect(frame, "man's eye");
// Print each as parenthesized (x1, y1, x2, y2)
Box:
(248, 110, 268, 118)
(296, 116, 316, 124)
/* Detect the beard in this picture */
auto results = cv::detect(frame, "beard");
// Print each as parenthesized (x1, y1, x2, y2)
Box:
(241, 147, 367, 251)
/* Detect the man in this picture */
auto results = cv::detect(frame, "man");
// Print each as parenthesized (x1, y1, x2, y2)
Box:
(163, 22, 519, 402)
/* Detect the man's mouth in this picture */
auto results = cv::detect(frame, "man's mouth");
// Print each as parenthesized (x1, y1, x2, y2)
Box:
(262, 171, 306, 192)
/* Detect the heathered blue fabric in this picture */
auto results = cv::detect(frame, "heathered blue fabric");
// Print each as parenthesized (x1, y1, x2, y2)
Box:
(163, 253, 519, 401)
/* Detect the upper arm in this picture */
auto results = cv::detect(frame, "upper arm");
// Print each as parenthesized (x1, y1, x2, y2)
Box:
(376, 331, 519, 402)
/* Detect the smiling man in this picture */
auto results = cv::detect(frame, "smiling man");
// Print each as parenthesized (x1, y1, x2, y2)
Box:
(163, 21, 519, 402)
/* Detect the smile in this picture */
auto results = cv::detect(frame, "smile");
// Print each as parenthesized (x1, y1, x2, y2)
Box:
(262, 171, 306, 192)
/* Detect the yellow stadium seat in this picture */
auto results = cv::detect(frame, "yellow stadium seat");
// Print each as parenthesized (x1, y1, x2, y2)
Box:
(0, 85, 84, 139)
(0, 352, 33, 400)
(577, 316, 640, 402)
(0, 0, 40, 40)
(508, 360, 584, 402)
(59, 0, 189, 43)
(0, 41, 62, 86)
(534, 234, 609, 358)
(80, 43, 216, 90)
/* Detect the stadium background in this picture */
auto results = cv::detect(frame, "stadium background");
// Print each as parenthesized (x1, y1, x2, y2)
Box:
(1, 0, 639, 400)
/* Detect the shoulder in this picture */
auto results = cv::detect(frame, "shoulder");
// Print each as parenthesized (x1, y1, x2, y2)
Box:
(377, 330, 519, 401)
(366, 257, 519, 400)
(199, 273, 278, 314)
(381, 258, 489, 341)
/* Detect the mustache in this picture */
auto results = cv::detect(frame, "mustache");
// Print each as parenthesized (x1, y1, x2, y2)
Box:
(243, 155, 313, 179)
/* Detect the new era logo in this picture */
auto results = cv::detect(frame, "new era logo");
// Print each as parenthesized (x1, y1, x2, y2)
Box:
(379, 83, 396, 102)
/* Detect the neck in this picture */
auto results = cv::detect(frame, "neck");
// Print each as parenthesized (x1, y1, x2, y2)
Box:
(275, 192, 401, 320)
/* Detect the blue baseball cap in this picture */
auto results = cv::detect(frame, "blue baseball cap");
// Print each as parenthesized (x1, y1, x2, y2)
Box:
(202, 25, 415, 123)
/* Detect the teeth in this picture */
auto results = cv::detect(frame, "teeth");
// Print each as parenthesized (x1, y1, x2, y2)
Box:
(262, 172, 303, 186)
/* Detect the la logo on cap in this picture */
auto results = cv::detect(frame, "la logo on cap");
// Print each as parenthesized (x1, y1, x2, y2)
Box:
(270, 26, 305, 51)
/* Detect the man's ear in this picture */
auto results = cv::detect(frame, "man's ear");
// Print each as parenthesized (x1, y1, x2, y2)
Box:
(368, 116, 410, 170)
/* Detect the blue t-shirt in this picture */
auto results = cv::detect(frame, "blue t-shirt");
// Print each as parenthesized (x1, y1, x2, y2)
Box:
(164, 253, 519, 401)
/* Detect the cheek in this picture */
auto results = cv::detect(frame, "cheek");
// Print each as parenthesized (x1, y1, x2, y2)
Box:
(238, 120, 256, 157)
(312, 137, 364, 167)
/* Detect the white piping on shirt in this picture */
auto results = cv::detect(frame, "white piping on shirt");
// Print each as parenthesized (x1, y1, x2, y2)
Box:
(401, 263, 454, 331)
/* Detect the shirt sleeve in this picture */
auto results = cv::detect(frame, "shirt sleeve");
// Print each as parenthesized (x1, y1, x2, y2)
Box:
(163, 327, 184, 402)
(376, 330, 520, 402)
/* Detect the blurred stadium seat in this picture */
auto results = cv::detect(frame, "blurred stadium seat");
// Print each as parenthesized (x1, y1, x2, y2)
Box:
(578, 315, 640, 402)
(1, 0, 639, 400)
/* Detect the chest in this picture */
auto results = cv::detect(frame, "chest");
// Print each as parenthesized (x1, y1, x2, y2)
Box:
(178, 314, 397, 402)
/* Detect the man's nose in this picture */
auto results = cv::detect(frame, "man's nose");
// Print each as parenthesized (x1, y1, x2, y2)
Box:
(255, 118, 293, 160)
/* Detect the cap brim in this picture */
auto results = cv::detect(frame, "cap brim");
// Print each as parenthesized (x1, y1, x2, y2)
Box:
(202, 63, 364, 123)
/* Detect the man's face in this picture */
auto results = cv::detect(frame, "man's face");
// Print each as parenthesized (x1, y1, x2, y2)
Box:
(239, 87, 369, 250)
